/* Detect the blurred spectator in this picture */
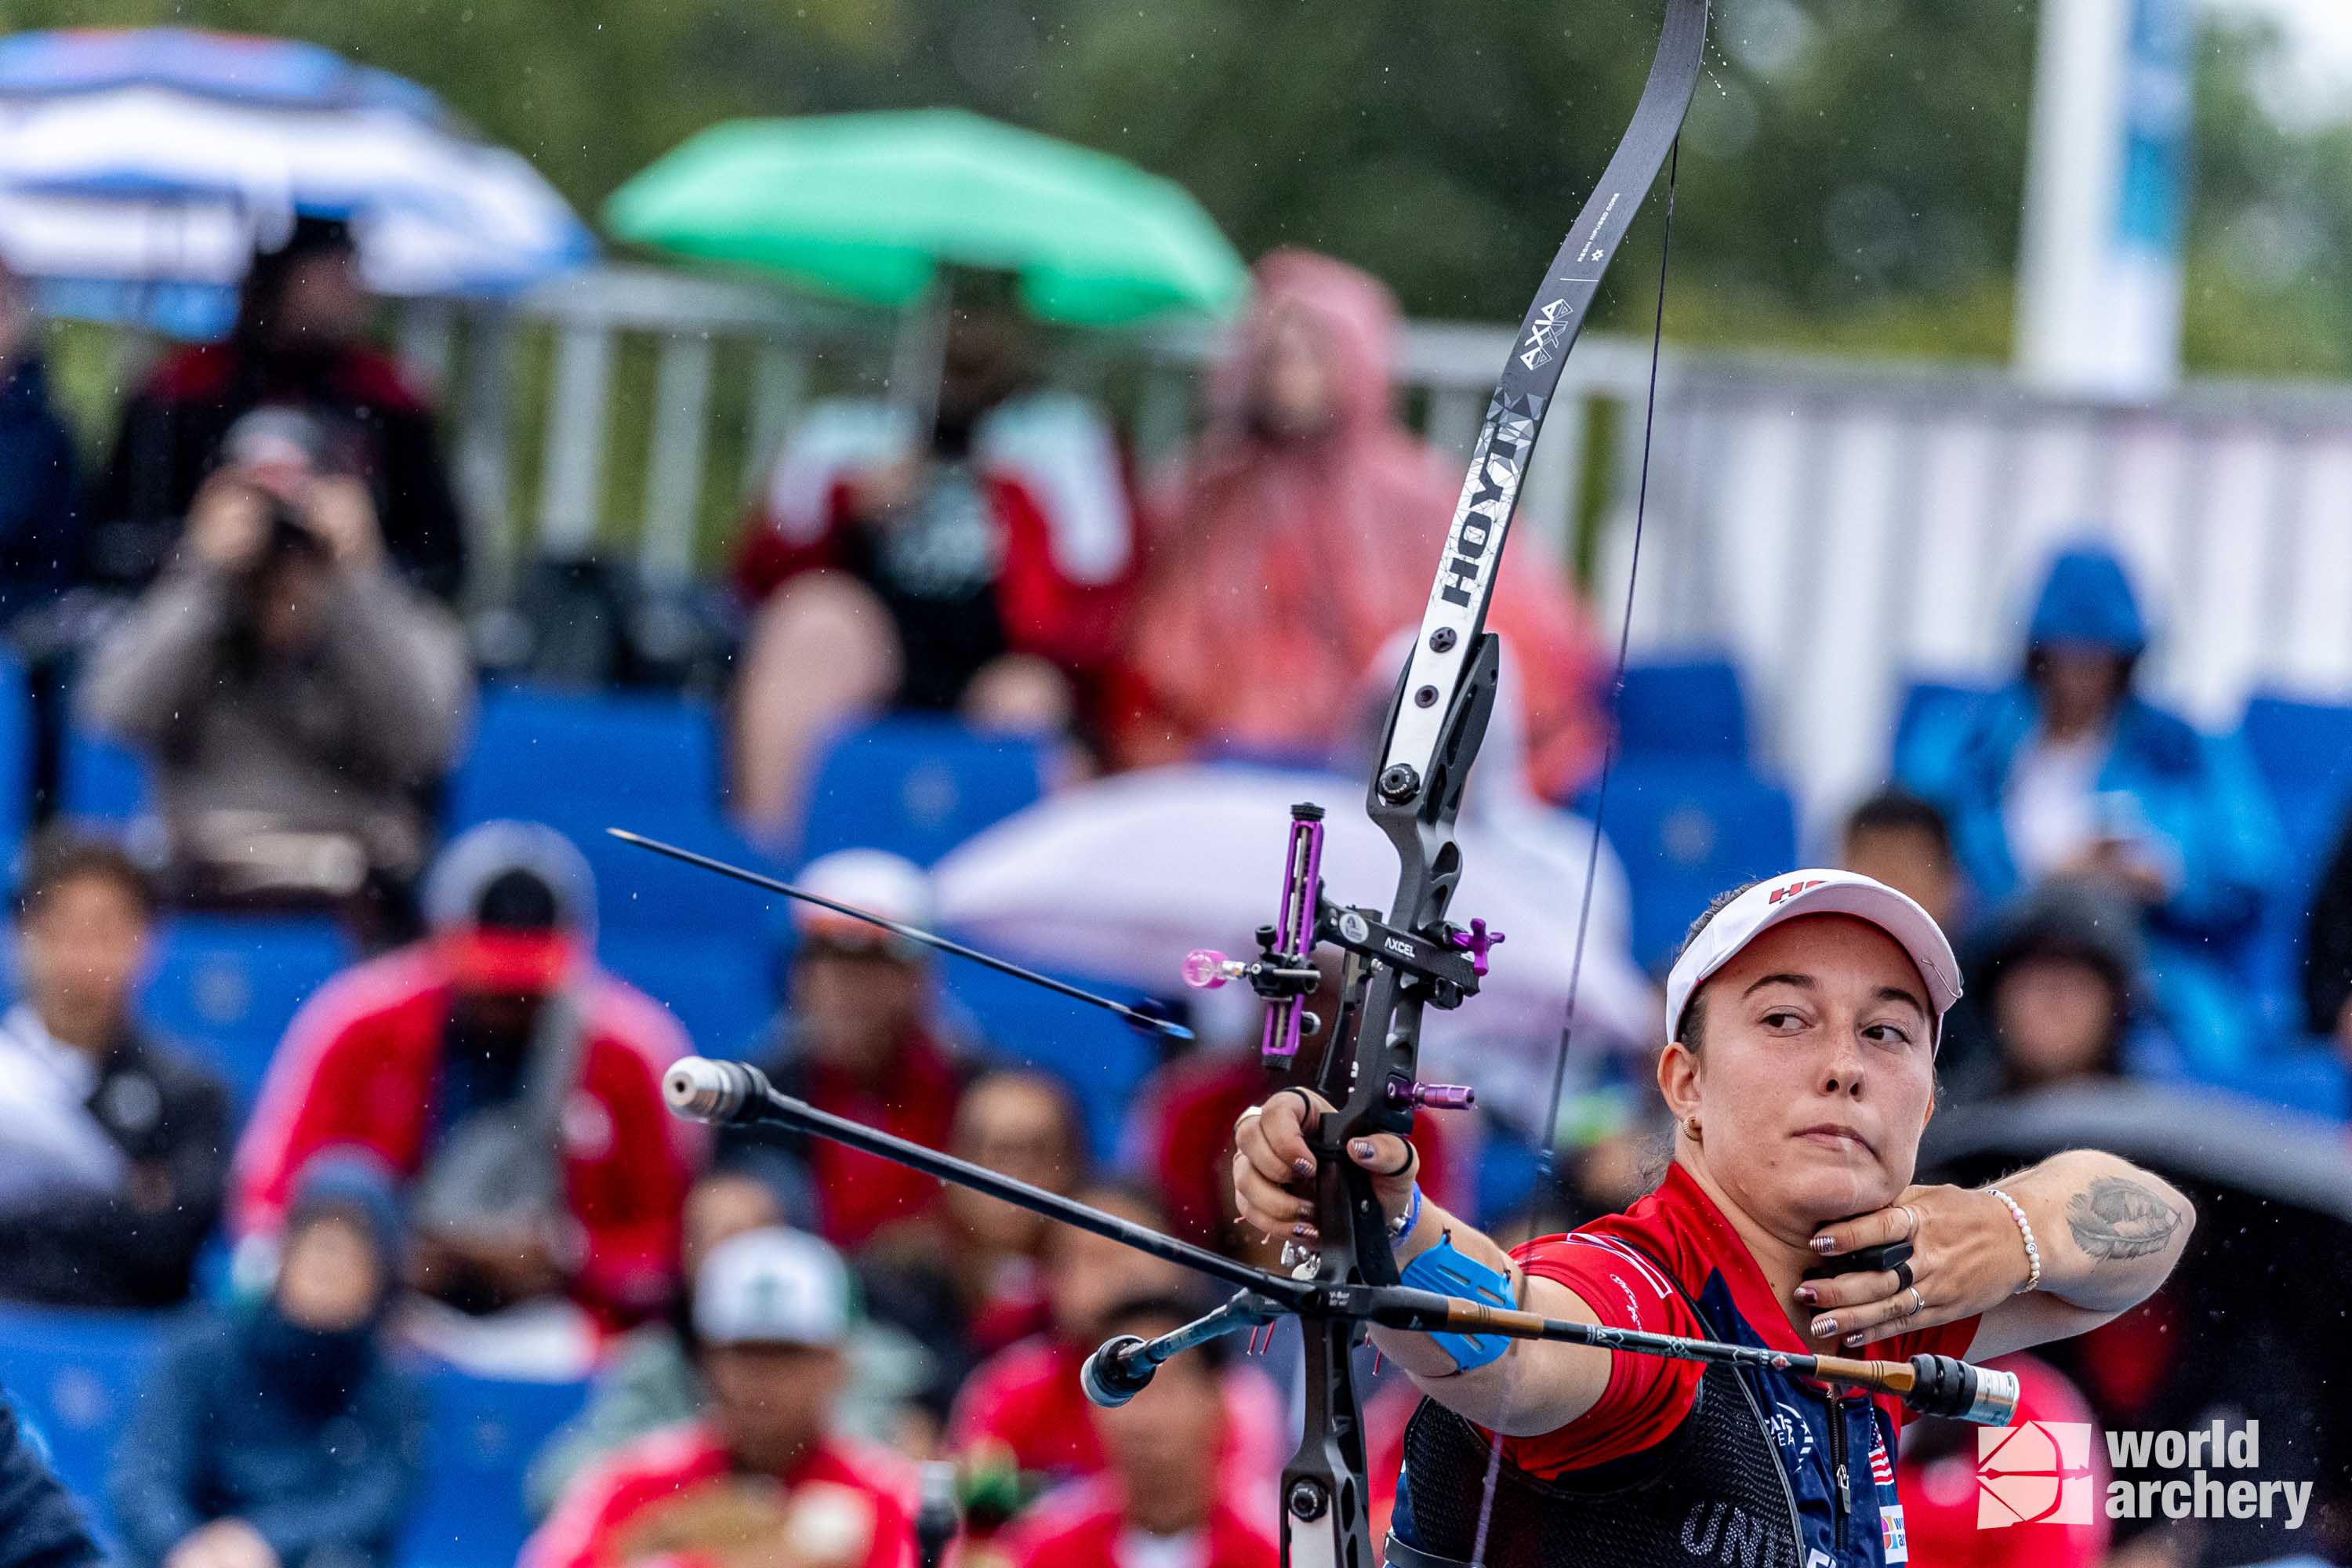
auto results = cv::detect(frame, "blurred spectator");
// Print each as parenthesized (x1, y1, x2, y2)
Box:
(996, 1298, 1276, 1568)
(948, 1181, 1189, 1487)
(1836, 789, 1996, 1094)
(719, 851, 970, 1250)
(855, 1068, 1083, 1422)
(1966, 879, 2176, 1103)
(2299, 809, 2352, 1062)
(1898, 544, 2279, 1073)
(0, 257, 80, 630)
(1838, 788, 1964, 934)
(1502, 1079, 1672, 1239)
(949, 1183, 1280, 1502)
(1108, 248, 1608, 800)
(726, 290, 1136, 844)
(78, 406, 472, 937)
(230, 822, 695, 1346)
(0, 1391, 99, 1568)
(110, 1152, 426, 1568)
(522, 1228, 916, 1568)
(88, 216, 466, 601)
(0, 830, 230, 1308)
(524, 1169, 931, 1521)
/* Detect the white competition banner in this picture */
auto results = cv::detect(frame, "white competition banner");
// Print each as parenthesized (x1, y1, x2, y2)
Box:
(2014, 0, 2194, 398)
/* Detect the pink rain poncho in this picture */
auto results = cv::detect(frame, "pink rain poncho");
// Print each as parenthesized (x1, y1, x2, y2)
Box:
(1111, 248, 1608, 800)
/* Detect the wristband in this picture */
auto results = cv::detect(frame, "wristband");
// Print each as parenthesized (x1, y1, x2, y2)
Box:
(1390, 1182, 1424, 1242)
(1985, 1186, 2042, 1294)
(1398, 1232, 1512, 1370)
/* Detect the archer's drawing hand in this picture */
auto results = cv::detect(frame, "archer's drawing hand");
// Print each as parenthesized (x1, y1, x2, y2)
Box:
(1231, 1089, 1416, 1245)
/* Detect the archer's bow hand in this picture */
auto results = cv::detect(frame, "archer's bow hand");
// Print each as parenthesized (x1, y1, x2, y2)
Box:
(1230, 1089, 1416, 1245)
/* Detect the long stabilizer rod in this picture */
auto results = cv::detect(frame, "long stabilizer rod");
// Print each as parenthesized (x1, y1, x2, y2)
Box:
(662, 1057, 2018, 1425)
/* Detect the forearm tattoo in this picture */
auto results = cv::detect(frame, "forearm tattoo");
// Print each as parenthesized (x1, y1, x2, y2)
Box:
(2066, 1177, 2183, 1261)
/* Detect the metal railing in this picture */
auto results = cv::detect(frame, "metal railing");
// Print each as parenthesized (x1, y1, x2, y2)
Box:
(1606, 354, 2352, 829)
(397, 265, 1664, 599)
(396, 264, 2352, 826)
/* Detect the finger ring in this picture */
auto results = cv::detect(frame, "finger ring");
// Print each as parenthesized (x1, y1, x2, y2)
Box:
(1891, 1258, 1914, 1294)
(1907, 1286, 1926, 1317)
(1901, 1204, 1922, 1238)
(1233, 1105, 1265, 1135)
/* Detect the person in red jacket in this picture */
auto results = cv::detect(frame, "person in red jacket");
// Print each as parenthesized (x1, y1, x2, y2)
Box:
(523, 1227, 915, 1568)
(717, 851, 972, 1252)
(949, 1184, 1282, 1503)
(724, 289, 1138, 844)
(998, 1298, 1276, 1568)
(230, 820, 696, 1336)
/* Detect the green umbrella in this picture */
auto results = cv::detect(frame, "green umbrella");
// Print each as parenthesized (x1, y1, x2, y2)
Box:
(604, 107, 1247, 326)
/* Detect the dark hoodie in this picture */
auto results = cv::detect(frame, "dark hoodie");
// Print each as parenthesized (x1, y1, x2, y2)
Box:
(109, 1152, 425, 1568)
(0, 352, 79, 629)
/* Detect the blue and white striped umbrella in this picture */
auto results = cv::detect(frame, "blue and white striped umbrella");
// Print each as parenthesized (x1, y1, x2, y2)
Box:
(0, 27, 593, 335)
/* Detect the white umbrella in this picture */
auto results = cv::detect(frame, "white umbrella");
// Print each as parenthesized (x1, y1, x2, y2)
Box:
(933, 760, 1661, 1135)
(0, 31, 590, 329)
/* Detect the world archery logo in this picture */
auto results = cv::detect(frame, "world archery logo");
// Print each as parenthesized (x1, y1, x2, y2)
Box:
(1978, 1421, 2096, 1527)
(1518, 297, 1570, 369)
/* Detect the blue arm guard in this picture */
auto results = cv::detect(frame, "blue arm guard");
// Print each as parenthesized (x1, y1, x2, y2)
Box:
(1398, 1232, 1515, 1371)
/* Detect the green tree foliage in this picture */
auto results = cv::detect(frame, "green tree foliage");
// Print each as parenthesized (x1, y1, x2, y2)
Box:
(4, 0, 2346, 373)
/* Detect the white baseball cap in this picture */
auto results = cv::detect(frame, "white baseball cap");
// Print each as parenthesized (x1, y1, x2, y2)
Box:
(693, 1227, 852, 1348)
(793, 848, 932, 958)
(1662, 869, 1962, 1050)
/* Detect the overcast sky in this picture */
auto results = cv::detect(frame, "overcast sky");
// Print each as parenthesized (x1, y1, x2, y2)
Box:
(2209, 0, 2352, 119)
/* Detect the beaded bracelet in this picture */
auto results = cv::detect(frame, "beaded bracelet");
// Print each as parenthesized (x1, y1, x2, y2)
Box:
(1985, 1186, 2042, 1294)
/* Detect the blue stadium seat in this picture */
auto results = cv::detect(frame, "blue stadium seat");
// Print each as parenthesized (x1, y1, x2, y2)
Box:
(60, 726, 151, 823)
(2233, 695, 2352, 1027)
(1891, 677, 1994, 784)
(397, 1368, 588, 1568)
(937, 959, 1161, 1163)
(2241, 694, 2352, 806)
(143, 916, 354, 1108)
(448, 684, 777, 936)
(1614, 658, 1748, 758)
(1587, 759, 1799, 974)
(448, 684, 724, 829)
(800, 717, 1047, 868)
(2185, 1040, 2352, 1123)
(0, 1305, 165, 1506)
(1473, 1127, 1547, 1228)
(600, 930, 776, 1059)
(0, 653, 30, 857)
(584, 811, 789, 938)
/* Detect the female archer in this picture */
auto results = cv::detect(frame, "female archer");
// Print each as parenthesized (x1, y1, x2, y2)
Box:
(1232, 869, 2194, 1568)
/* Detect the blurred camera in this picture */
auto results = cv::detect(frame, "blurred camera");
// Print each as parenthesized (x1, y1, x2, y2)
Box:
(218, 405, 352, 564)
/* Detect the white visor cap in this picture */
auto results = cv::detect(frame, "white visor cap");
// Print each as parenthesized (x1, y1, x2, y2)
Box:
(1662, 869, 1962, 1050)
